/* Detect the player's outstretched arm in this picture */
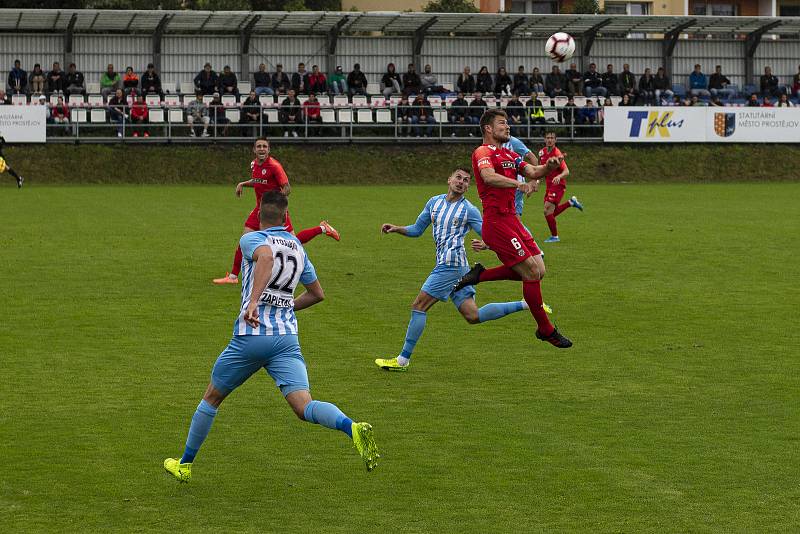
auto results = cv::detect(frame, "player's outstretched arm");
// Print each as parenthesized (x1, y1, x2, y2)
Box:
(294, 280, 324, 311)
(381, 223, 408, 235)
(236, 179, 255, 197)
(244, 245, 275, 327)
(479, 167, 520, 189)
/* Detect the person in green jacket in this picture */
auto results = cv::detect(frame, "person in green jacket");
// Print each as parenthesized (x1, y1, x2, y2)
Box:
(100, 63, 121, 99)
(328, 66, 348, 95)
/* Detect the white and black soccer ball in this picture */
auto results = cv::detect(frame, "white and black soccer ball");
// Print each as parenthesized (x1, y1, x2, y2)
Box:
(545, 32, 576, 63)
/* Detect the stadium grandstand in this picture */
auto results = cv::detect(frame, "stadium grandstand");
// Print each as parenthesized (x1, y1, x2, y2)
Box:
(1, 8, 799, 142)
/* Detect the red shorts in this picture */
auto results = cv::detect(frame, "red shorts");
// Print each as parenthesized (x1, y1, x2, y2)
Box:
(244, 208, 294, 232)
(544, 187, 566, 205)
(483, 211, 542, 267)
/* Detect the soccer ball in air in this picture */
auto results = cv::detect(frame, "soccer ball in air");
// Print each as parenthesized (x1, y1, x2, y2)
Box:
(545, 32, 575, 63)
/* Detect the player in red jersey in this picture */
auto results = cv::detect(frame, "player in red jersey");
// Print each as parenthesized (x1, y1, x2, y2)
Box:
(539, 131, 583, 243)
(213, 137, 339, 284)
(454, 109, 572, 348)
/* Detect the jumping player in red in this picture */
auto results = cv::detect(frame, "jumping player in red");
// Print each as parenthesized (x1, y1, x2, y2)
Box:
(454, 109, 572, 348)
(540, 131, 583, 243)
(213, 137, 339, 284)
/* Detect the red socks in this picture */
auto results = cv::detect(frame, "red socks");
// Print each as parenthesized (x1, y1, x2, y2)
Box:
(479, 265, 522, 282)
(231, 245, 243, 276)
(296, 226, 323, 244)
(545, 214, 558, 237)
(554, 202, 570, 216)
(522, 280, 554, 336)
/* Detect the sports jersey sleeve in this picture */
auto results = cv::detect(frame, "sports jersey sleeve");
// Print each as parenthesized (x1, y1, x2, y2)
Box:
(508, 149, 529, 173)
(507, 136, 531, 158)
(404, 198, 433, 237)
(467, 204, 483, 237)
(473, 146, 495, 172)
(272, 160, 289, 187)
(299, 254, 318, 285)
(239, 232, 268, 261)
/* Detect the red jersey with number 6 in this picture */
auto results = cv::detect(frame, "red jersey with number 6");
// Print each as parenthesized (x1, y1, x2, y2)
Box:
(471, 144, 529, 215)
(250, 156, 289, 206)
(538, 146, 567, 190)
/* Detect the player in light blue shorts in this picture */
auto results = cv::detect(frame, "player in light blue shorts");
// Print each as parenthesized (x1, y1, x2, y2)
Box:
(164, 192, 379, 483)
(375, 167, 531, 371)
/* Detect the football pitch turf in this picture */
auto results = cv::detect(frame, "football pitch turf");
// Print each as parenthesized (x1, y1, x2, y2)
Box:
(1, 183, 799, 532)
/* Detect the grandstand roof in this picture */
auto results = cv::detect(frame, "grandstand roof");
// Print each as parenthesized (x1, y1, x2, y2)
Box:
(0, 9, 799, 37)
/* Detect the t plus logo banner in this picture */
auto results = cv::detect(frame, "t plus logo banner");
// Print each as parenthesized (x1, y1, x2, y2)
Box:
(626, 110, 684, 138)
(604, 107, 706, 143)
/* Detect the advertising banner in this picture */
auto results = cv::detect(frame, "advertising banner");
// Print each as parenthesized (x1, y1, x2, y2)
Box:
(0, 105, 47, 143)
(705, 108, 800, 142)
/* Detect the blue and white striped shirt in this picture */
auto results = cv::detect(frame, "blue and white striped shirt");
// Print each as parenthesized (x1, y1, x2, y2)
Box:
(404, 194, 482, 267)
(233, 226, 317, 336)
(503, 136, 532, 216)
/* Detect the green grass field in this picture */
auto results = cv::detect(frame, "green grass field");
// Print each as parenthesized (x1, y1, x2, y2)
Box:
(1, 183, 799, 532)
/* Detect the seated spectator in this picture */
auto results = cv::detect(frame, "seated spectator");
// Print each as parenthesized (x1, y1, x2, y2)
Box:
(409, 93, 434, 137)
(194, 63, 219, 95)
(46, 62, 65, 95)
(577, 99, 597, 126)
(494, 66, 512, 96)
(51, 95, 70, 124)
(29, 63, 45, 95)
(308, 65, 327, 94)
(280, 89, 301, 137)
(761, 95, 774, 107)
(468, 91, 487, 135)
(620, 64, 637, 100)
(347, 63, 368, 96)
(396, 93, 412, 136)
(638, 68, 655, 105)
(620, 94, 634, 106)
(599, 97, 613, 123)
(689, 95, 701, 106)
(689, 64, 710, 97)
(709, 95, 724, 107)
(601, 64, 619, 96)
(565, 63, 582, 96)
(526, 92, 545, 127)
(35, 94, 50, 121)
(793, 64, 800, 98)
(709, 65, 734, 101)
(271, 64, 291, 94)
(760, 66, 783, 98)
(448, 91, 469, 137)
(64, 63, 85, 96)
(505, 92, 525, 135)
(545, 66, 567, 98)
(140, 63, 163, 97)
(107, 88, 128, 137)
(123, 67, 139, 95)
(302, 92, 322, 136)
(777, 93, 794, 107)
(130, 93, 149, 137)
(291, 62, 309, 94)
(457, 66, 475, 94)
(746, 93, 760, 107)
(219, 65, 238, 96)
(562, 95, 577, 125)
(583, 63, 606, 98)
(653, 67, 673, 104)
(100, 64, 121, 98)
(0, 90, 8, 105)
(253, 63, 273, 96)
(530, 67, 545, 94)
(240, 90, 261, 124)
(513, 66, 529, 95)
(8, 60, 27, 95)
(186, 91, 210, 137)
(381, 63, 402, 98)
(328, 66, 347, 95)
(208, 93, 228, 135)
(420, 64, 444, 95)
(476, 66, 493, 94)
(402, 63, 421, 95)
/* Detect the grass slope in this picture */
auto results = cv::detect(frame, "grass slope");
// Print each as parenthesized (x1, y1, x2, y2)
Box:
(1, 183, 799, 532)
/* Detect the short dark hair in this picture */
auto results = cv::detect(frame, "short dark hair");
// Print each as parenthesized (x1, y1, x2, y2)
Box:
(254, 136, 269, 145)
(259, 191, 289, 225)
(479, 108, 507, 133)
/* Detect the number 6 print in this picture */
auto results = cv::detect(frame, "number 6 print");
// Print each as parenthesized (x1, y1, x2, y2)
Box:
(511, 237, 522, 250)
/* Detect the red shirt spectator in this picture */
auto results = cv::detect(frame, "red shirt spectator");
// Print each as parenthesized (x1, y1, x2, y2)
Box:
(303, 95, 321, 120)
(131, 98, 148, 121)
(308, 65, 327, 94)
(52, 100, 70, 121)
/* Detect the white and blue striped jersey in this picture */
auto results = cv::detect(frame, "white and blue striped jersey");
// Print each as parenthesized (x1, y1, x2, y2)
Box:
(233, 226, 317, 336)
(403, 194, 482, 268)
(503, 136, 532, 216)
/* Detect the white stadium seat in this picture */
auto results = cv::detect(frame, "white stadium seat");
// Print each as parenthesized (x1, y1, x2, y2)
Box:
(356, 108, 373, 123)
(11, 94, 27, 105)
(337, 108, 352, 123)
(90, 108, 106, 122)
(263, 108, 279, 123)
(146, 94, 161, 106)
(168, 108, 184, 123)
(164, 94, 180, 106)
(222, 94, 236, 106)
(72, 108, 87, 123)
(149, 108, 165, 123)
(239, 81, 251, 94)
(87, 94, 104, 106)
(375, 108, 392, 123)
(321, 107, 336, 123)
(225, 108, 240, 122)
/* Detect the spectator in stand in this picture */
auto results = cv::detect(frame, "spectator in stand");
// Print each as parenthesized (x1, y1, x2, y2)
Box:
(457, 66, 475, 94)
(690, 94, 702, 106)
(793, 64, 800, 98)
(530, 67, 545, 94)
(307, 65, 327, 94)
(291, 62, 309, 94)
(396, 93, 412, 136)
(100, 64, 121, 99)
(654, 67, 673, 104)
(51, 95, 70, 125)
(253, 63, 273, 96)
(381, 63, 402, 98)
(761, 95, 774, 107)
(620, 94, 633, 106)
(130, 93, 149, 137)
(240, 90, 261, 129)
(8, 60, 27, 95)
(577, 99, 597, 128)
(505, 92, 525, 136)
(194, 63, 219, 95)
(140, 63, 162, 98)
(302, 92, 322, 136)
(468, 91, 487, 135)
(409, 93, 435, 137)
(46, 62, 65, 95)
(271, 64, 291, 94)
(583, 63, 606, 98)
(123, 67, 139, 95)
(620, 64, 637, 101)
(107, 88, 128, 137)
(760, 66, 783, 98)
(402, 63, 421, 95)
(0, 90, 8, 105)
(565, 63, 582, 96)
(601, 64, 619, 96)
(420, 64, 444, 95)
(777, 93, 794, 107)
(208, 92, 228, 135)
(448, 91, 469, 137)
(29, 63, 45, 95)
(638, 67, 655, 105)
(513, 66, 529, 95)
(219, 65, 238, 97)
(709, 95, 724, 107)
(746, 93, 760, 107)
(64, 63, 85, 96)
(545, 65, 567, 99)
(347, 63, 368, 96)
(186, 91, 210, 137)
(689, 64, 710, 98)
(476, 66, 493, 94)
(562, 95, 577, 126)
(328, 66, 347, 95)
(599, 97, 613, 123)
(36, 94, 50, 122)
(526, 92, 545, 131)
(494, 66, 512, 96)
(280, 89, 301, 137)
(708, 65, 734, 101)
